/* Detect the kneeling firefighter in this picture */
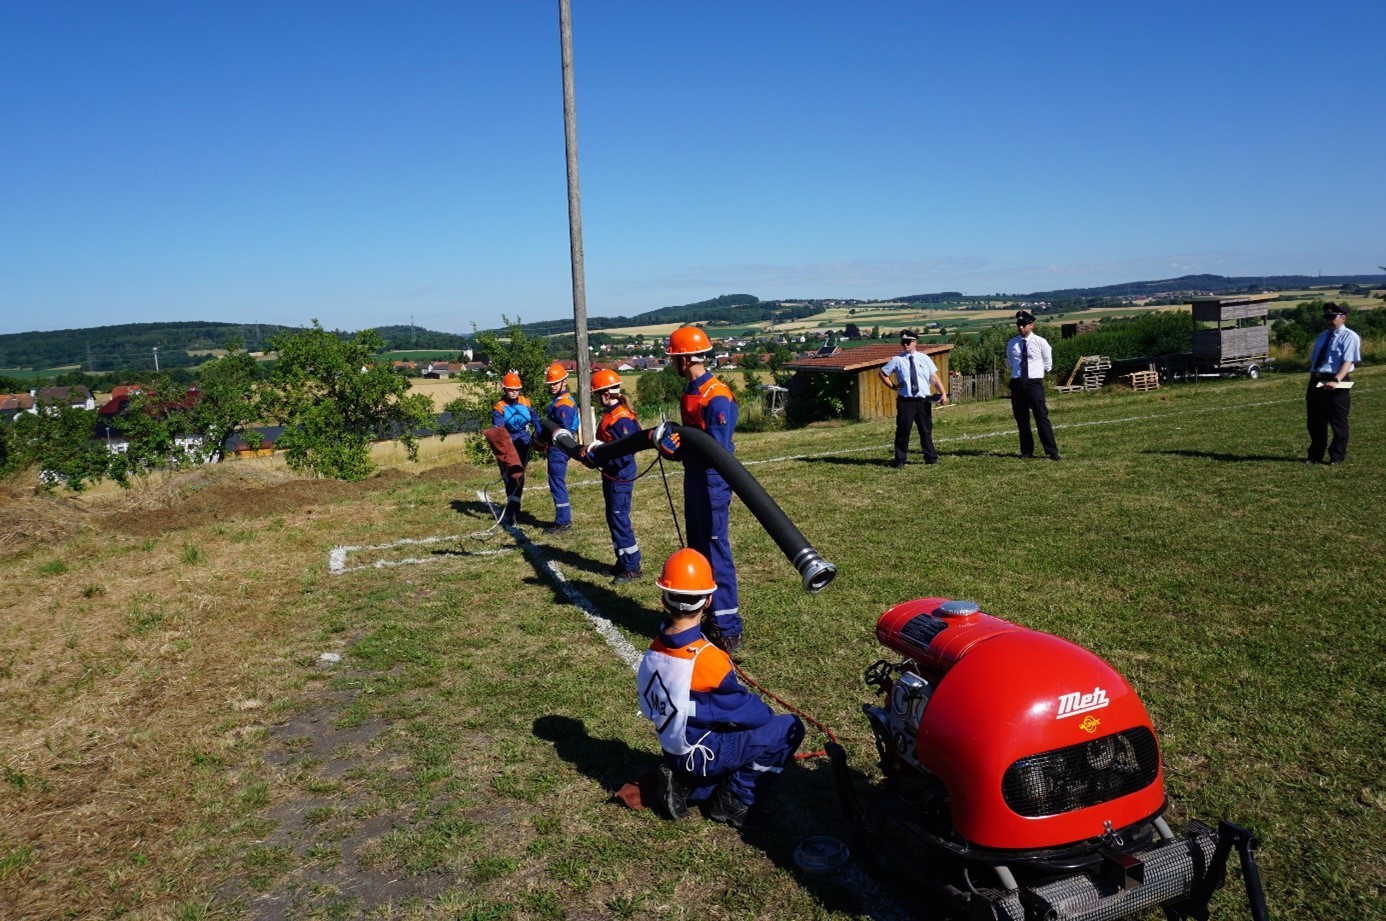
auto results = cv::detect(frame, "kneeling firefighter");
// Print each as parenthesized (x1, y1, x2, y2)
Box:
(638, 548, 804, 828)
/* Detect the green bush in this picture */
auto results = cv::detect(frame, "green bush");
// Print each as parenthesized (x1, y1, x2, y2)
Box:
(787, 373, 850, 428)
(1050, 312, 1192, 376)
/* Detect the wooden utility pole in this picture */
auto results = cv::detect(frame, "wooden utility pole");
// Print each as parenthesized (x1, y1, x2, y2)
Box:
(559, 0, 594, 441)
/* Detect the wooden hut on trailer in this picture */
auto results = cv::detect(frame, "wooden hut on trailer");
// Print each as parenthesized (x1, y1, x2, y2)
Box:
(783, 342, 953, 421)
(1187, 293, 1273, 378)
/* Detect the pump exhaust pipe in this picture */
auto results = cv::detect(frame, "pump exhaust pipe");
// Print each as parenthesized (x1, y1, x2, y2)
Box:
(543, 421, 836, 594)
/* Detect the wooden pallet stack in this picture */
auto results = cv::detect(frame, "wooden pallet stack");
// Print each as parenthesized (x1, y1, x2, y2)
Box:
(1057, 355, 1112, 393)
(1126, 370, 1160, 392)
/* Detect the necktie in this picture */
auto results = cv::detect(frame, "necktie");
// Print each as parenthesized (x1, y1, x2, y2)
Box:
(1310, 332, 1331, 374)
(1020, 338, 1030, 379)
(908, 355, 919, 396)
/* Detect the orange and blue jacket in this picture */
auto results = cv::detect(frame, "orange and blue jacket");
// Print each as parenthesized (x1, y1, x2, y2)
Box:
(493, 395, 537, 446)
(681, 371, 737, 479)
(643, 623, 773, 737)
(596, 403, 641, 482)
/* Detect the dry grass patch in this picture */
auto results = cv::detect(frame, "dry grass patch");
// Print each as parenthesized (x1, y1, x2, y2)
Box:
(0, 460, 496, 920)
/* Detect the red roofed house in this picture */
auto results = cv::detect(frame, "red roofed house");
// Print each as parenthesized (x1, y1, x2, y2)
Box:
(0, 393, 36, 418)
(783, 342, 953, 421)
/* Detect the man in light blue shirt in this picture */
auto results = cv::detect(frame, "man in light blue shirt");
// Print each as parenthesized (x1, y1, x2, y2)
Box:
(1305, 302, 1362, 465)
(879, 330, 948, 467)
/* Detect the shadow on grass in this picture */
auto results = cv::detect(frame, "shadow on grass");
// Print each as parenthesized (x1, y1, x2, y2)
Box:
(448, 497, 546, 528)
(1142, 449, 1306, 464)
(942, 446, 1027, 459)
(801, 455, 904, 468)
(532, 715, 656, 794)
(539, 564, 662, 637)
(532, 715, 894, 919)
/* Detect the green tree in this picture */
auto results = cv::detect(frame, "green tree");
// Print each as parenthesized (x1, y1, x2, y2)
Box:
(766, 343, 795, 373)
(113, 379, 198, 479)
(636, 363, 685, 418)
(442, 318, 552, 436)
(185, 343, 262, 460)
(9, 405, 113, 492)
(263, 322, 434, 480)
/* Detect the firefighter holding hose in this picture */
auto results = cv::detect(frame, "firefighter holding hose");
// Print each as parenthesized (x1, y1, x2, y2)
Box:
(492, 371, 538, 526)
(639, 548, 804, 828)
(662, 327, 743, 656)
(540, 362, 578, 533)
(592, 370, 643, 583)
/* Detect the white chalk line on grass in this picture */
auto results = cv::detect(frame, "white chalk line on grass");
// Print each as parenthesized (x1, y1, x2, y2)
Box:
(328, 533, 513, 574)
(475, 489, 644, 670)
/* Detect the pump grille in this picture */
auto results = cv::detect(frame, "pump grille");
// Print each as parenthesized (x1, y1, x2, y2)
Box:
(1001, 727, 1159, 817)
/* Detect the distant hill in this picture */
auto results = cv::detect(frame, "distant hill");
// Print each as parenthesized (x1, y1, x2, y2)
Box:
(0, 321, 470, 372)
(0, 322, 303, 373)
(1021, 273, 1383, 301)
(893, 274, 1383, 304)
(491, 294, 826, 337)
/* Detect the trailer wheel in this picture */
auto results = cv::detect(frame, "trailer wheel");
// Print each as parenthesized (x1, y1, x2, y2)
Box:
(1245, 364, 1260, 379)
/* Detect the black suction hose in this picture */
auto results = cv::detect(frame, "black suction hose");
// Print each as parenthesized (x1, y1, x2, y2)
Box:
(541, 421, 836, 594)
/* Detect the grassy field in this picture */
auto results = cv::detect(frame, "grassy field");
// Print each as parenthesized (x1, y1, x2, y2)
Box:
(582, 288, 1386, 346)
(1, 367, 1382, 920)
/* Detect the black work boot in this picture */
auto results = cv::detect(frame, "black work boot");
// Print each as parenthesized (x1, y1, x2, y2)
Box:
(718, 633, 744, 660)
(707, 781, 749, 829)
(656, 765, 691, 820)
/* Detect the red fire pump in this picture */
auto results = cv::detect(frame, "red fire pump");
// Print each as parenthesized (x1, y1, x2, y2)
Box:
(849, 597, 1268, 921)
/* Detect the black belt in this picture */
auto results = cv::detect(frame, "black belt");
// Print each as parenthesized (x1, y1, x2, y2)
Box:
(1310, 373, 1350, 383)
(898, 396, 926, 401)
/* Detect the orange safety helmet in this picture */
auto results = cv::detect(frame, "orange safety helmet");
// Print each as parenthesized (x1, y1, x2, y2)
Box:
(545, 362, 569, 384)
(501, 371, 522, 389)
(656, 548, 717, 596)
(666, 326, 712, 356)
(591, 368, 623, 392)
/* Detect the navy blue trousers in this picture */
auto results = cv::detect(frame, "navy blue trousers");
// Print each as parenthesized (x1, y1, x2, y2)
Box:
(547, 451, 571, 526)
(672, 714, 804, 808)
(685, 469, 740, 637)
(602, 480, 640, 573)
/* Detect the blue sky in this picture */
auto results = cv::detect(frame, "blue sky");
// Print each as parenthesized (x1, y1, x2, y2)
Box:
(2, 1, 1382, 336)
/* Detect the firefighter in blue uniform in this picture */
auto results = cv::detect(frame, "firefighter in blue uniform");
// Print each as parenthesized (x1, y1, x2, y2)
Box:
(592, 369, 643, 583)
(491, 371, 537, 526)
(664, 327, 743, 655)
(541, 361, 579, 534)
(639, 548, 804, 828)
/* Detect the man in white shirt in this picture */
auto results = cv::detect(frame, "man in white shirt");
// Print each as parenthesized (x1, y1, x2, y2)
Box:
(1006, 311, 1060, 461)
(1305, 302, 1362, 465)
(879, 329, 948, 468)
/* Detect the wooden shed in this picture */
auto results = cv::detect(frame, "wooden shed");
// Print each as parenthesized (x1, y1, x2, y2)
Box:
(784, 342, 953, 421)
(1188, 293, 1273, 370)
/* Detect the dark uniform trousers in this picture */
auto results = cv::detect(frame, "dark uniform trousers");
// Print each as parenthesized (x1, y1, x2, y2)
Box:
(1010, 379, 1059, 459)
(1306, 373, 1351, 463)
(894, 398, 937, 464)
